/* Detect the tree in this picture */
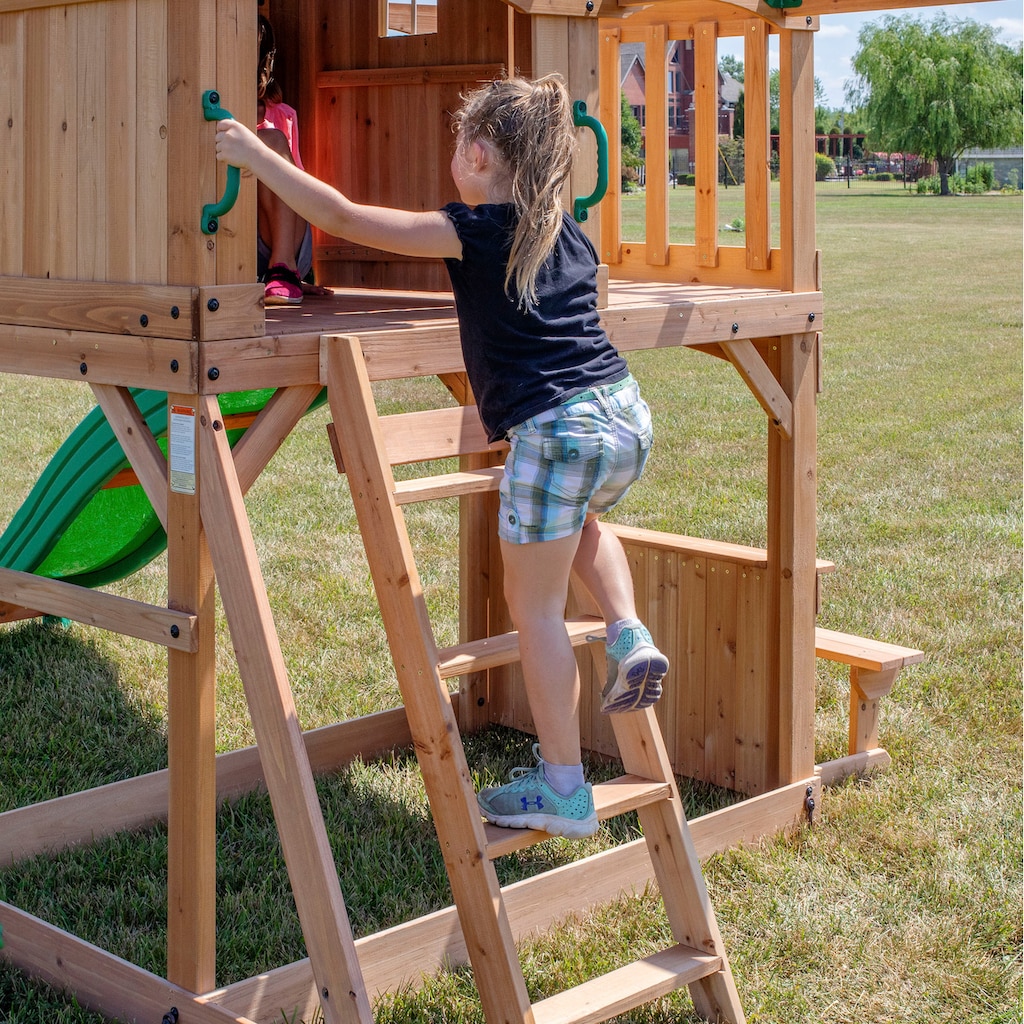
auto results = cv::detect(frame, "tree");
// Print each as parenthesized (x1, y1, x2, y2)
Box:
(848, 13, 1023, 195)
(769, 69, 829, 134)
(719, 55, 744, 82)
(620, 92, 643, 188)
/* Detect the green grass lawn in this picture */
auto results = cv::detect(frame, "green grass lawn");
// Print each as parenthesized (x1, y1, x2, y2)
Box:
(0, 188, 1021, 1023)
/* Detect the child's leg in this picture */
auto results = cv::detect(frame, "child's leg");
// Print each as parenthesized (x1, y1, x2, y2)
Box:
(478, 531, 598, 838)
(571, 514, 639, 624)
(572, 514, 669, 713)
(257, 128, 308, 272)
(499, 532, 582, 767)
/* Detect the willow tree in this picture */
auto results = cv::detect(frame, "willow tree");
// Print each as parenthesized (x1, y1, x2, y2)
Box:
(848, 13, 1022, 195)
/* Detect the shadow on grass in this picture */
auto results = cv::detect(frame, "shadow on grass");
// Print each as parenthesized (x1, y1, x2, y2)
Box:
(0, 619, 168, 812)
(0, 621, 742, 1023)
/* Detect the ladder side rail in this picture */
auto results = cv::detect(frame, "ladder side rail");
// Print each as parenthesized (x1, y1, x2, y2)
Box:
(323, 334, 535, 1023)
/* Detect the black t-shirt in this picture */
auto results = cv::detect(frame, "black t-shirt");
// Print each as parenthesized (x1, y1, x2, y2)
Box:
(443, 202, 628, 441)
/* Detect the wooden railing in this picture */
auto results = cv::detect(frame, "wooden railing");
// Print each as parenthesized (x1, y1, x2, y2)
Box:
(598, 9, 819, 293)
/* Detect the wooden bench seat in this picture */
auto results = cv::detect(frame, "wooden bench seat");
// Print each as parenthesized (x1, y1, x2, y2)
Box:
(814, 626, 924, 784)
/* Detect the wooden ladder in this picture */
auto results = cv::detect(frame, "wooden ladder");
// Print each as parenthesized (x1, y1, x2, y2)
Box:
(323, 333, 745, 1024)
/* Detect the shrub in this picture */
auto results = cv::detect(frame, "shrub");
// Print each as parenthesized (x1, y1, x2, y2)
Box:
(965, 162, 995, 192)
(815, 153, 837, 181)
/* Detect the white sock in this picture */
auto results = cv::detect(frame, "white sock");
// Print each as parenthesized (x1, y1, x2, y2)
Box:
(541, 759, 586, 796)
(606, 617, 642, 647)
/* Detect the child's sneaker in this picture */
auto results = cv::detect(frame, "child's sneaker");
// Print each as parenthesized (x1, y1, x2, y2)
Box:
(264, 263, 303, 306)
(601, 622, 668, 713)
(477, 745, 598, 839)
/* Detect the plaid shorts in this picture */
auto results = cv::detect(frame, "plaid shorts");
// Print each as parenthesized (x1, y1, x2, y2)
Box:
(498, 376, 653, 544)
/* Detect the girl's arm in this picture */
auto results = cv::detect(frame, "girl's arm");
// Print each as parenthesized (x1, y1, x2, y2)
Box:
(215, 119, 461, 260)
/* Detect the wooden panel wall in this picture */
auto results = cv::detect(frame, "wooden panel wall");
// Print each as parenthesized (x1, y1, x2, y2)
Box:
(308, 0, 528, 291)
(0, 0, 254, 289)
(490, 530, 772, 797)
(0, 1, 168, 284)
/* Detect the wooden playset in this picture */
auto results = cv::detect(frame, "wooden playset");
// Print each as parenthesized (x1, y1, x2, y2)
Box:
(0, 1, 931, 1022)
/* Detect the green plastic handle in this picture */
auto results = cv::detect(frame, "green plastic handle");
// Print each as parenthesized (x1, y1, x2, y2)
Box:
(572, 100, 608, 223)
(202, 89, 240, 235)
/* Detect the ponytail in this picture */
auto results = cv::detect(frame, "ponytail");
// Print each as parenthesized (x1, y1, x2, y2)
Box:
(453, 75, 577, 309)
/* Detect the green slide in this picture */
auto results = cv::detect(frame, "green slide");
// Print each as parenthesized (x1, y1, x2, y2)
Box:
(0, 388, 326, 589)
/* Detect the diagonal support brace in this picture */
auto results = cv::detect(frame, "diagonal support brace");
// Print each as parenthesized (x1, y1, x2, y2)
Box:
(721, 339, 793, 438)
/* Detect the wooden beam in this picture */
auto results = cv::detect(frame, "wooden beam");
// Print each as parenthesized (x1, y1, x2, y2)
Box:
(0, 901, 256, 1024)
(197, 394, 372, 1024)
(0, 567, 196, 649)
(90, 383, 169, 528)
(721, 337, 793, 437)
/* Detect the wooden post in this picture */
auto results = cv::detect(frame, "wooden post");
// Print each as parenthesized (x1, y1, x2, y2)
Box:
(644, 23, 669, 265)
(694, 21, 719, 269)
(197, 395, 372, 1024)
(743, 19, 770, 272)
(766, 27, 818, 788)
(165, 391, 218, 994)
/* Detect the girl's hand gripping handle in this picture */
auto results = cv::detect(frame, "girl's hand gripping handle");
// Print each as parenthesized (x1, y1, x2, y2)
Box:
(202, 90, 241, 235)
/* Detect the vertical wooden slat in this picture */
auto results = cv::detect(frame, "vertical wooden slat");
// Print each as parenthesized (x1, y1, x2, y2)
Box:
(568, 14, 601, 248)
(643, 23, 668, 265)
(598, 25, 622, 268)
(675, 552, 707, 781)
(705, 559, 738, 790)
(743, 18, 770, 273)
(136, 0, 168, 284)
(693, 20, 718, 269)
(165, 390, 218, 995)
(167, 0, 216, 285)
(0, 11, 26, 276)
(77, 6, 106, 279)
(25, 6, 78, 280)
(734, 563, 768, 795)
(108, 2, 137, 282)
(77, 3, 135, 283)
(215, 0, 256, 285)
(778, 27, 817, 293)
(649, 548, 680, 767)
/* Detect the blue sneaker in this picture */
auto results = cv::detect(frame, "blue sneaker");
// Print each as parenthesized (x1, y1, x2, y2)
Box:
(477, 745, 598, 839)
(601, 622, 669, 713)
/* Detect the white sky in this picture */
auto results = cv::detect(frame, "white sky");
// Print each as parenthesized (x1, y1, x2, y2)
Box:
(718, 1, 1024, 109)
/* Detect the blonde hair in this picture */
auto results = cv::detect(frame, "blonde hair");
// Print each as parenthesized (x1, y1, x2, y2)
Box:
(452, 75, 577, 309)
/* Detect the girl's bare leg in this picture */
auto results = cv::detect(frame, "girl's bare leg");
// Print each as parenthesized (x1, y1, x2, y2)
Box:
(499, 532, 583, 767)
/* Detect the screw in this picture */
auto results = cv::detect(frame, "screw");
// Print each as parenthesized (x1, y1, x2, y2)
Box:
(808, 311, 816, 322)
(206, 219, 219, 234)
(170, 359, 179, 372)
(170, 306, 180, 319)
(586, 0, 594, 9)
(79, 362, 88, 375)
(731, 322, 739, 334)
(207, 297, 219, 312)
(208, 367, 220, 381)
(170, 625, 180, 639)
(209, 91, 220, 106)
(139, 314, 149, 327)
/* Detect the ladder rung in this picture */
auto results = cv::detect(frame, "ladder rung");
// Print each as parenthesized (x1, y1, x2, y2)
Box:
(531, 943, 724, 1024)
(483, 775, 674, 859)
(393, 465, 504, 504)
(438, 616, 603, 679)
